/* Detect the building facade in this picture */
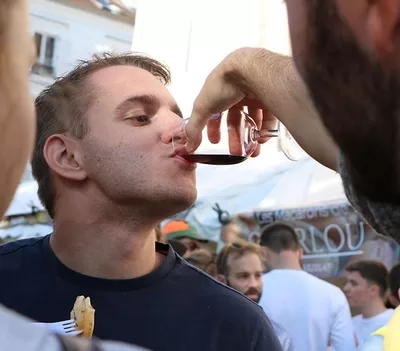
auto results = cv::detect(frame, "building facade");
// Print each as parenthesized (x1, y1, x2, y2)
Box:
(29, 0, 135, 98)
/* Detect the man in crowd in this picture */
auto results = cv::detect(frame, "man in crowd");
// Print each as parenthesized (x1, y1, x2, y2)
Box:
(258, 222, 355, 351)
(0, 1, 146, 350)
(216, 242, 264, 303)
(162, 219, 208, 255)
(216, 242, 293, 351)
(184, 0, 400, 246)
(359, 263, 400, 350)
(343, 260, 393, 346)
(0, 52, 282, 351)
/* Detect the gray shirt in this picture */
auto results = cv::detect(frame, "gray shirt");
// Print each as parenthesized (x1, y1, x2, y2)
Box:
(0, 304, 148, 351)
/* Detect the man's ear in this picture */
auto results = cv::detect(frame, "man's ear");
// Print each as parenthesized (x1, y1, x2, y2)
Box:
(368, 284, 381, 298)
(388, 294, 400, 307)
(43, 134, 87, 181)
(216, 274, 227, 284)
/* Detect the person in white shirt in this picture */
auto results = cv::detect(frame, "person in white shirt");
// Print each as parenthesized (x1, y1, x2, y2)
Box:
(356, 263, 400, 350)
(343, 260, 393, 347)
(258, 222, 356, 351)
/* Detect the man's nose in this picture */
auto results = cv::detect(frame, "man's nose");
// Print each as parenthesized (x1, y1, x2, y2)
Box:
(161, 117, 186, 144)
(248, 276, 259, 288)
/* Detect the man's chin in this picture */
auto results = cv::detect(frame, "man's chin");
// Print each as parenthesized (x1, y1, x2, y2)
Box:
(247, 294, 261, 303)
(164, 191, 197, 216)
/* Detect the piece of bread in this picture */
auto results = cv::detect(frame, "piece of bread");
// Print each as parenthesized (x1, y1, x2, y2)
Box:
(70, 295, 95, 338)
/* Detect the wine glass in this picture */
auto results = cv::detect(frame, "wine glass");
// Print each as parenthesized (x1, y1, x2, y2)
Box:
(278, 122, 307, 161)
(172, 110, 278, 165)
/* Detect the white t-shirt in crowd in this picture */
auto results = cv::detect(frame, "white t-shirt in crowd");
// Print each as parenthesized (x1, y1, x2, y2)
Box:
(259, 269, 356, 351)
(352, 309, 393, 347)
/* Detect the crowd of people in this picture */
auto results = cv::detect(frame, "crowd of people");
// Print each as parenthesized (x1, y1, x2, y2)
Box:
(161, 218, 400, 350)
(2, 0, 400, 350)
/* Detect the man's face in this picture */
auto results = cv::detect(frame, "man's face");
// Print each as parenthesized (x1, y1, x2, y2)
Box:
(285, 0, 400, 202)
(225, 252, 263, 303)
(343, 271, 375, 309)
(78, 65, 197, 215)
(177, 237, 200, 253)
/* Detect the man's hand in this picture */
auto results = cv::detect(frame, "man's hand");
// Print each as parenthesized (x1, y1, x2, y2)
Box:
(187, 47, 339, 170)
(186, 48, 277, 157)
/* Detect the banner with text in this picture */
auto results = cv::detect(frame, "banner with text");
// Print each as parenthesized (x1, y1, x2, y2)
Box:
(237, 203, 400, 279)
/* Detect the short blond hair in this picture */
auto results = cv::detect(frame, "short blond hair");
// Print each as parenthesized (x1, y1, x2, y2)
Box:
(217, 242, 261, 276)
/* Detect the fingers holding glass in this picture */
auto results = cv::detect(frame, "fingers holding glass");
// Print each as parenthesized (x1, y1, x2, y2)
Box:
(207, 114, 222, 144)
(227, 109, 245, 156)
(171, 110, 276, 165)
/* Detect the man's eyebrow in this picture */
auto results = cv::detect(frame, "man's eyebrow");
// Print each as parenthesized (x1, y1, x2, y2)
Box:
(115, 93, 183, 118)
(115, 94, 159, 114)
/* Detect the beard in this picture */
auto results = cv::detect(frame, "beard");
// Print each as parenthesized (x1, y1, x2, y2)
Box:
(298, 0, 400, 203)
(227, 279, 262, 303)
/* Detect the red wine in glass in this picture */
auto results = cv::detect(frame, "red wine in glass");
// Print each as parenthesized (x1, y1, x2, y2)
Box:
(172, 110, 278, 165)
(181, 154, 247, 165)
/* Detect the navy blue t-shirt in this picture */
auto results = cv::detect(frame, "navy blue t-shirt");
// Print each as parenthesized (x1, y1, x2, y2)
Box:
(0, 236, 282, 351)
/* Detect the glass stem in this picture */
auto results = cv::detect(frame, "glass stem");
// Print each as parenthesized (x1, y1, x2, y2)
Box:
(255, 129, 279, 140)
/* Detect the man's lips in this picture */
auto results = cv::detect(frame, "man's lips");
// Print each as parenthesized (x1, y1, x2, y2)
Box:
(172, 153, 197, 168)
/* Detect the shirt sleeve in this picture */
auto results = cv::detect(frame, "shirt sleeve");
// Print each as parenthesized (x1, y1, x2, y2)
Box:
(339, 154, 400, 243)
(329, 292, 357, 351)
(252, 314, 284, 351)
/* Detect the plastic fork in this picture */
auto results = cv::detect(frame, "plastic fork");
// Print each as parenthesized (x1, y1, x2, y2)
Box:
(34, 319, 82, 336)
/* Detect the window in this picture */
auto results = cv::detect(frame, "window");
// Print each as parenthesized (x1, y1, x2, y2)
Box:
(31, 32, 56, 77)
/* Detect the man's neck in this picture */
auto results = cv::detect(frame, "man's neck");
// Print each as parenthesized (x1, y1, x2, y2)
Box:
(50, 206, 165, 280)
(272, 262, 303, 270)
(270, 253, 303, 271)
(361, 299, 389, 319)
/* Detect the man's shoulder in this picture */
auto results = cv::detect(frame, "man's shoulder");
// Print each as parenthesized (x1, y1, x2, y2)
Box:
(302, 271, 346, 296)
(0, 236, 45, 256)
(177, 258, 265, 315)
(0, 236, 47, 255)
(264, 269, 344, 295)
